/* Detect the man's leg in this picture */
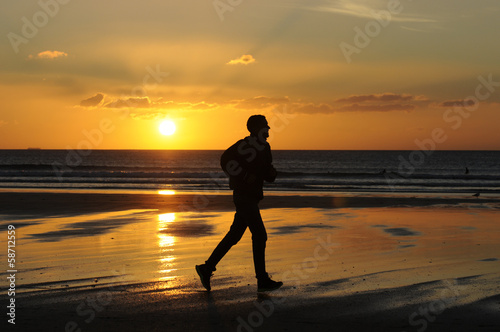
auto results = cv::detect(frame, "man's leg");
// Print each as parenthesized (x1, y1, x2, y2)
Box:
(233, 193, 268, 279)
(196, 202, 247, 291)
(233, 194, 283, 291)
(205, 205, 247, 270)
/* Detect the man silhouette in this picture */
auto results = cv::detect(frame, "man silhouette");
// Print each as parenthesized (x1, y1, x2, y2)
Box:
(196, 115, 283, 292)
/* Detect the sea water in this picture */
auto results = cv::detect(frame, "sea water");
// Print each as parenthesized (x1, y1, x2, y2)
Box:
(0, 150, 499, 194)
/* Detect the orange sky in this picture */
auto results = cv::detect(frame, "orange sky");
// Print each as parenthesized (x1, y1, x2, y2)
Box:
(1, 1, 500, 150)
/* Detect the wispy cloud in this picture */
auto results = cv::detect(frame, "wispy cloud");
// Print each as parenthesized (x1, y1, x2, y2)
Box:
(339, 103, 415, 112)
(129, 112, 166, 120)
(104, 97, 151, 109)
(399, 25, 431, 33)
(229, 93, 427, 114)
(293, 103, 336, 114)
(78, 92, 433, 116)
(231, 96, 290, 109)
(226, 54, 256, 65)
(331, 92, 428, 113)
(438, 99, 478, 108)
(292, 101, 415, 114)
(78, 94, 219, 119)
(28, 50, 68, 60)
(313, 0, 437, 23)
(336, 93, 417, 103)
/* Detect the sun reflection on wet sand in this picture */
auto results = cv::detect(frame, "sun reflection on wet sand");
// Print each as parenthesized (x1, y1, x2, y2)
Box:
(157, 212, 177, 281)
(158, 190, 176, 196)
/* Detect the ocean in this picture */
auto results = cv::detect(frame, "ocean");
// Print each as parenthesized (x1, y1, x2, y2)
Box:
(0, 149, 499, 194)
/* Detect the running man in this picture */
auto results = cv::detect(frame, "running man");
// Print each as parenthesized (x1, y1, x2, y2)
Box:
(196, 115, 283, 292)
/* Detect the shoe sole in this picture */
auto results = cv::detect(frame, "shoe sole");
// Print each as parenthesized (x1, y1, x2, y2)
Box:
(257, 283, 283, 292)
(195, 265, 211, 291)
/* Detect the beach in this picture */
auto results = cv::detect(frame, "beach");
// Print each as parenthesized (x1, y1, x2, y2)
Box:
(1, 190, 500, 331)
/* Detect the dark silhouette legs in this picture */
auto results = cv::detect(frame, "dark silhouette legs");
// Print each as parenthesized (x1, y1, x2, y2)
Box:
(205, 193, 268, 279)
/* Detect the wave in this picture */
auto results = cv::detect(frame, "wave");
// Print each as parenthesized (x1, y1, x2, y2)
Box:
(278, 170, 500, 181)
(1, 168, 499, 183)
(0, 164, 219, 172)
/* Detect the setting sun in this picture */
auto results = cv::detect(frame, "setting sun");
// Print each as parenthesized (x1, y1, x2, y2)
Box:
(159, 120, 176, 136)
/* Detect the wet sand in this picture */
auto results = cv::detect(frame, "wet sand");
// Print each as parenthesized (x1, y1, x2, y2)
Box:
(1, 190, 500, 331)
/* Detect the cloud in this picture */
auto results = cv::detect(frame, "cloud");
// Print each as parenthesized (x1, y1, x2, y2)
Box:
(339, 103, 415, 112)
(29, 50, 68, 60)
(80, 93, 104, 107)
(336, 93, 415, 103)
(183, 101, 218, 110)
(124, 100, 219, 119)
(291, 102, 415, 114)
(313, 0, 437, 23)
(226, 93, 420, 114)
(293, 103, 336, 114)
(438, 99, 478, 108)
(232, 96, 290, 109)
(152, 100, 219, 111)
(78, 92, 424, 117)
(228, 93, 423, 114)
(0, 120, 7, 127)
(104, 97, 151, 109)
(78, 94, 219, 121)
(130, 112, 166, 120)
(291, 92, 423, 114)
(399, 26, 431, 33)
(290, 92, 428, 114)
(226, 54, 256, 65)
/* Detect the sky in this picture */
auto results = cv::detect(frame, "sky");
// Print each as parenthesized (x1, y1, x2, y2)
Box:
(1, 0, 500, 150)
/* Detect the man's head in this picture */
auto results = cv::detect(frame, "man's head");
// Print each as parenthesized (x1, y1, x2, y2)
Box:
(246, 115, 270, 142)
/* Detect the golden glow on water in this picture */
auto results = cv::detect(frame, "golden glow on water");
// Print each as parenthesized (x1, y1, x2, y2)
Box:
(158, 190, 176, 196)
(160, 256, 175, 263)
(158, 234, 175, 248)
(158, 275, 177, 282)
(157, 212, 177, 281)
(158, 212, 176, 223)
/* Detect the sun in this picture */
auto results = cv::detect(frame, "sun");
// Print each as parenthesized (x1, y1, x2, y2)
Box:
(159, 120, 176, 136)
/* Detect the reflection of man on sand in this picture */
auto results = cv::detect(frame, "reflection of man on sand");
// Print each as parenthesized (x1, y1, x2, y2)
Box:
(196, 115, 283, 292)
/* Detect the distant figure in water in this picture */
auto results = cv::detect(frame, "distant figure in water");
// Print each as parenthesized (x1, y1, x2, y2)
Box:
(465, 167, 469, 174)
(196, 115, 283, 292)
(473, 192, 480, 198)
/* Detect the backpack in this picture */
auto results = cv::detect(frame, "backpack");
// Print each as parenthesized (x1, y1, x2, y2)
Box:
(220, 139, 245, 178)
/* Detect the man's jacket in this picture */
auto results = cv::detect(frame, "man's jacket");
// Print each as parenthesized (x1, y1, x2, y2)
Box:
(220, 136, 277, 200)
